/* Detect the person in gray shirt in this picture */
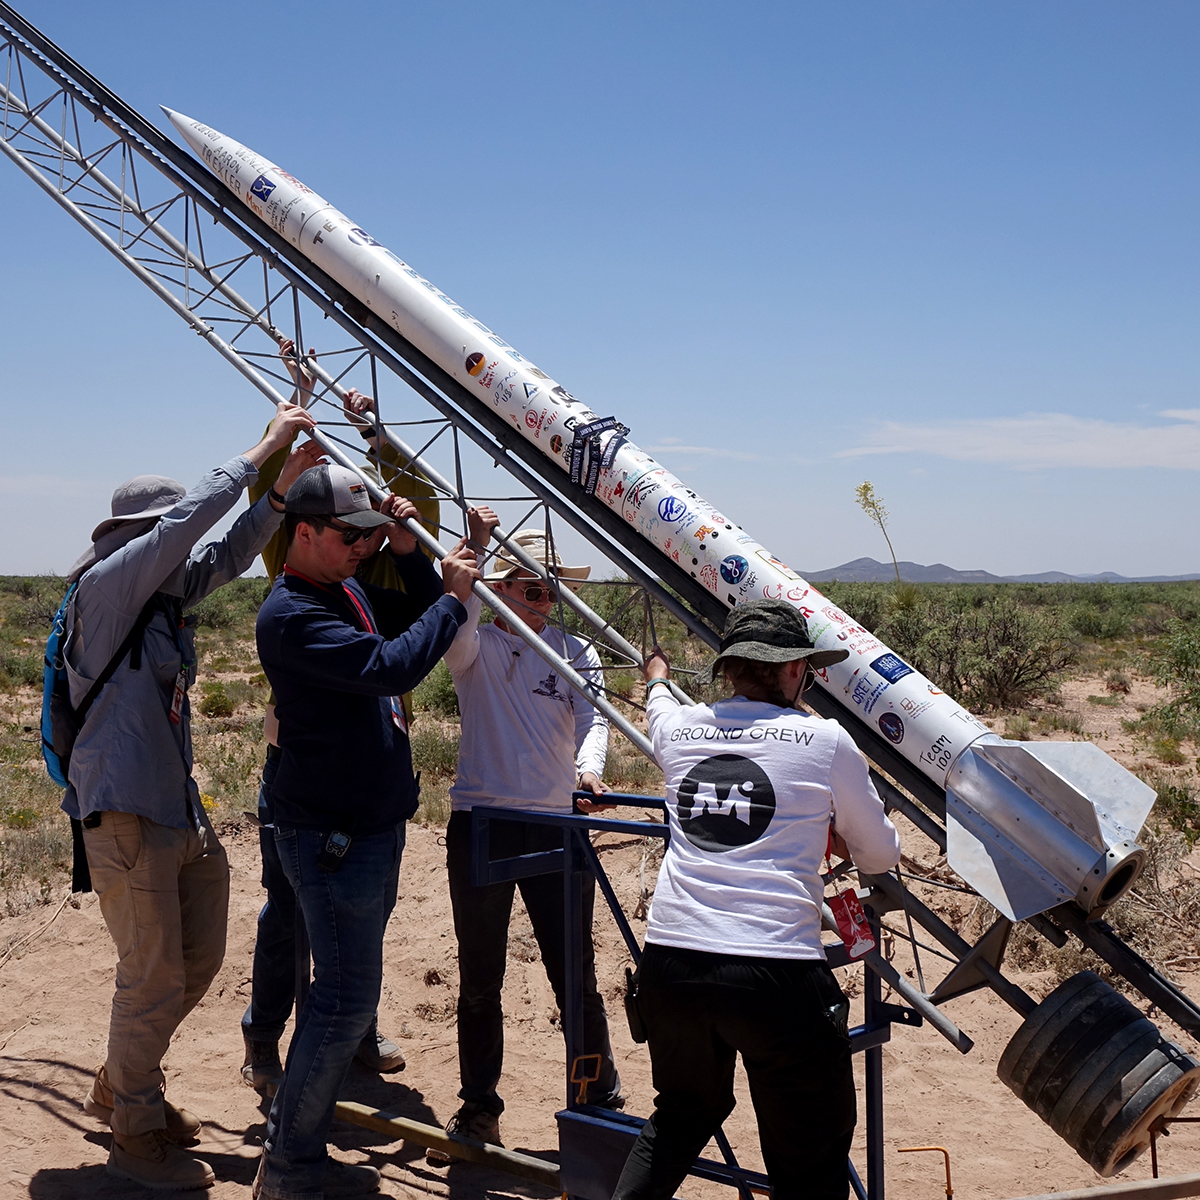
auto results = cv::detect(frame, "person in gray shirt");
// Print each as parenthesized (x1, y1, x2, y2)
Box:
(63, 400, 318, 1190)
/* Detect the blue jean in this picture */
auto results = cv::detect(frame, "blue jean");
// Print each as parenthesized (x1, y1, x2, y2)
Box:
(242, 751, 296, 1044)
(260, 820, 405, 1197)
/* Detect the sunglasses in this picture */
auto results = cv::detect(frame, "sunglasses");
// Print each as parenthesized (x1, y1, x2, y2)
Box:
(505, 581, 558, 604)
(310, 516, 376, 546)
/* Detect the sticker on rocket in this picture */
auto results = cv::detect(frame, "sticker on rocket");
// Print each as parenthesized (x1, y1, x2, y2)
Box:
(347, 227, 381, 246)
(658, 496, 689, 524)
(870, 653, 915, 684)
(675, 754, 775, 853)
(756, 550, 800, 580)
(465, 352, 486, 377)
(250, 175, 276, 202)
(878, 712, 904, 744)
(720, 555, 749, 585)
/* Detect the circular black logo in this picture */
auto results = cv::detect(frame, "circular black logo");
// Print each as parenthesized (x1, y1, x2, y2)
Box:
(676, 754, 776, 852)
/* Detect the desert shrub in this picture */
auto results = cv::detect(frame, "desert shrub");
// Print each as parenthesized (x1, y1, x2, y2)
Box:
(1106, 670, 1131, 694)
(189, 578, 271, 632)
(1037, 709, 1085, 736)
(1153, 737, 1187, 766)
(1141, 770, 1200, 848)
(1141, 617, 1200, 742)
(412, 661, 459, 717)
(199, 682, 235, 718)
(0, 647, 41, 690)
(1088, 694, 1121, 707)
(881, 591, 1077, 711)
(410, 722, 460, 777)
(1004, 714, 1033, 741)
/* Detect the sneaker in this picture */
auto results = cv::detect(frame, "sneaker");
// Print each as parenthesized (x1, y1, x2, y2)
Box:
(426, 1104, 502, 1165)
(252, 1152, 380, 1198)
(108, 1128, 215, 1190)
(353, 1022, 406, 1073)
(84, 1065, 202, 1145)
(241, 1036, 284, 1094)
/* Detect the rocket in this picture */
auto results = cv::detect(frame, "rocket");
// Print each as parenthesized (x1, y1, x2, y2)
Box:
(163, 109, 1157, 923)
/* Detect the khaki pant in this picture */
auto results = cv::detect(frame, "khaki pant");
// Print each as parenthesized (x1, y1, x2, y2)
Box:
(84, 810, 229, 1135)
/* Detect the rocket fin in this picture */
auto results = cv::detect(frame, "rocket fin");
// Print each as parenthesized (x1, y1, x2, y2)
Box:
(970, 742, 1105, 853)
(1008, 741, 1156, 844)
(946, 793, 1075, 921)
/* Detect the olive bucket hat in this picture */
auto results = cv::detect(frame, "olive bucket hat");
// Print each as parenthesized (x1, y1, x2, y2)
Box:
(697, 598, 850, 684)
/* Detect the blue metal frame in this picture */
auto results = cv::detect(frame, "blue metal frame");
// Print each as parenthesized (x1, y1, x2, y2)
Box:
(470, 793, 903, 1200)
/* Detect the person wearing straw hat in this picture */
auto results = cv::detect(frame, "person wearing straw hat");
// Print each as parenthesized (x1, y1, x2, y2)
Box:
(429, 514, 622, 1159)
(612, 598, 901, 1200)
(64, 401, 318, 1190)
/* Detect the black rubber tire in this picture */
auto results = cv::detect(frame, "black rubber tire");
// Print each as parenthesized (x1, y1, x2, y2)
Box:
(1000, 976, 1111, 1095)
(1047, 1022, 1161, 1139)
(1022, 988, 1136, 1117)
(998, 970, 1100, 1089)
(1085, 1061, 1200, 1177)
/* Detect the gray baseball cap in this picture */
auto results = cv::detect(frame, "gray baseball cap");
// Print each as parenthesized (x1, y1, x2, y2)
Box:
(285, 464, 390, 528)
(90, 475, 187, 542)
(698, 598, 850, 684)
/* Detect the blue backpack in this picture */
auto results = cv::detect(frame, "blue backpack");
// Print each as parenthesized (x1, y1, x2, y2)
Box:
(41, 583, 158, 787)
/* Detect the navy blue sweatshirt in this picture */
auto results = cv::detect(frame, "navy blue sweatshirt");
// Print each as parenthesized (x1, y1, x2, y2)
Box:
(256, 549, 466, 834)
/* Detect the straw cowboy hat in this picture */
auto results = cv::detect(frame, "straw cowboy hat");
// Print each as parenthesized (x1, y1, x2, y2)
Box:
(482, 529, 591, 591)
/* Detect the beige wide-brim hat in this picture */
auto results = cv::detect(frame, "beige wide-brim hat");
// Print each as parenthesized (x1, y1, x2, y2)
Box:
(483, 529, 591, 591)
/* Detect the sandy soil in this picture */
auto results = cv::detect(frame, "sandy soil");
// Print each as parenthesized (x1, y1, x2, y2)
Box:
(2, 674, 1200, 1199)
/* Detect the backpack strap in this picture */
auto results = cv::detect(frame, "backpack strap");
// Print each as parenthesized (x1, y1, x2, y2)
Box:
(73, 593, 161, 726)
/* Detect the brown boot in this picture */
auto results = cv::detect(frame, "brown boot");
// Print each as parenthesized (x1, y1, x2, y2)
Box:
(84, 1064, 203, 1145)
(108, 1128, 215, 1190)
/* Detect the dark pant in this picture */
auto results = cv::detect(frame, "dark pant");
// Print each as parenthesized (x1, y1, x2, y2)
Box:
(446, 809, 619, 1114)
(242, 751, 296, 1044)
(613, 943, 856, 1200)
(262, 820, 405, 1194)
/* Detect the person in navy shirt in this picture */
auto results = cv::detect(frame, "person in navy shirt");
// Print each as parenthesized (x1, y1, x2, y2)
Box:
(253, 463, 479, 1200)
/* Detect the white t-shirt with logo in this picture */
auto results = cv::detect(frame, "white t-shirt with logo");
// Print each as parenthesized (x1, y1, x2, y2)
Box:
(645, 689, 901, 960)
(444, 591, 608, 813)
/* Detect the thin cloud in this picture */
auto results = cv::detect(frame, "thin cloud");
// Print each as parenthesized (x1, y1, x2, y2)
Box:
(837, 412, 1200, 470)
(641, 444, 760, 462)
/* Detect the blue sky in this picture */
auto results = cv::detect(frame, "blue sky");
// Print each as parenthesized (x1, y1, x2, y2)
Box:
(1, 0, 1197, 577)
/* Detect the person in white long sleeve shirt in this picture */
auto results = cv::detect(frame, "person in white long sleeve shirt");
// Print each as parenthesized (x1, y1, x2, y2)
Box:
(613, 598, 901, 1200)
(429, 513, 621, 1159)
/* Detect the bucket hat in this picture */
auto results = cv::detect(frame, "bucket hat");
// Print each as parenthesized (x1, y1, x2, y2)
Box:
(483, 529, 590, 591)
(698, 598, 849, 684)
(90, 475, 187, 542)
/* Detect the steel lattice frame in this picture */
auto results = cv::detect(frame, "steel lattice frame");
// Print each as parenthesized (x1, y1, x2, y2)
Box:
(0, 7, 727, 760)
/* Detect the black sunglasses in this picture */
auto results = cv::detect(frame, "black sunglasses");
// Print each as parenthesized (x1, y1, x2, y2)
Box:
(309, 516, 376, 546)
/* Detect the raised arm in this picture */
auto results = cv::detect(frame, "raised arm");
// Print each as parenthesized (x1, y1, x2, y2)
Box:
(828, 728, 901, 875)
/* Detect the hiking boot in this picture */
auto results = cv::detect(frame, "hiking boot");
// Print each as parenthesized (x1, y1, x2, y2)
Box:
(241, 1035, 284, 1094)
(325, 1155, 382, 1196)
(353, 1021, 405, 1073)
(426, 1103, 501, 1165)
(83, 1064, 202, 1145)
(252, 1152, 380, 1198)
(108, 1128, 214, 1190)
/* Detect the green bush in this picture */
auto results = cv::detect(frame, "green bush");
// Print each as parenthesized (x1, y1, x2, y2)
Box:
(189, 578, 271, 633)
(410, 722, 460, 777)
(412, 661, 459, 717)
(199, 682, 236, 718)
(1142, 617, 1200, 741)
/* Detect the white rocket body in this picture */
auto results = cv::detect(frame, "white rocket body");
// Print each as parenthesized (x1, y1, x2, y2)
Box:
(164, 109, 1156, 919)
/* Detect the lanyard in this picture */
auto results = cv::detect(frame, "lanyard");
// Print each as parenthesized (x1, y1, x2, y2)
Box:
(284, 567, 406, 734)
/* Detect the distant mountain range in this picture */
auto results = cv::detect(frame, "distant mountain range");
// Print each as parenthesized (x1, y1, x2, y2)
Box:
(801, 557, 1200, 584)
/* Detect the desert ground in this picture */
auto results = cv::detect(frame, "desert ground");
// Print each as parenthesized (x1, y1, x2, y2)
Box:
(3, 598, 1200, 1199)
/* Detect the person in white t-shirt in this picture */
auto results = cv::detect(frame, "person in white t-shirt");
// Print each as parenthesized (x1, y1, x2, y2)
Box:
(428, 510, 621, 1159)
(613, 598, 901, 1200)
